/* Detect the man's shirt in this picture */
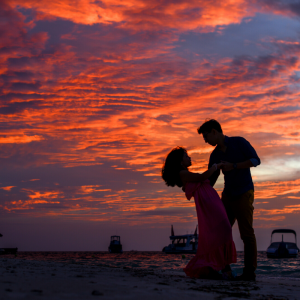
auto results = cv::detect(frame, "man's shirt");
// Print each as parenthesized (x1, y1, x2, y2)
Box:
(208, 136, 260, 196)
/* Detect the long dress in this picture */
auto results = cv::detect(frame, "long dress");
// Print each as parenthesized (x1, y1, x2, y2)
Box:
(183, 180, 237, 278)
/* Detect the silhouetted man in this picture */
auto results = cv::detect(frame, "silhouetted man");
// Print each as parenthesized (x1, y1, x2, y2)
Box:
(198, 119, 260, 281)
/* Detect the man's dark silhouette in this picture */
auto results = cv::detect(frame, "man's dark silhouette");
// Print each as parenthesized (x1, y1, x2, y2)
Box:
(198, 119, 260, 281)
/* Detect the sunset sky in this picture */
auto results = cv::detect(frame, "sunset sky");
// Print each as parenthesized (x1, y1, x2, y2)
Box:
(1, 0, 300, 251)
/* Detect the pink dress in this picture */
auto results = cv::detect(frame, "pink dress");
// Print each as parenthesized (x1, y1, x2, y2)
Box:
(183, 180, 237, 278)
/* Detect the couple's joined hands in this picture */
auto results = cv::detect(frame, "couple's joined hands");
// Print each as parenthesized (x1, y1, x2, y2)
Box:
(221, 161, 235, 172)
(215, 161, 234, 172)
(182, 160, 234, 193)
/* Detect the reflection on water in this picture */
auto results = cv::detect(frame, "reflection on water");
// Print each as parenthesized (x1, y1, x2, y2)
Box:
(10, 251, 300, 278)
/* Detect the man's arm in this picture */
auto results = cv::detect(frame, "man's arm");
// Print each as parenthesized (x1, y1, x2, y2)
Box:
(222, 159, 254, 172)
(239, 137, 260, 165)
(222, 137, 260, 172)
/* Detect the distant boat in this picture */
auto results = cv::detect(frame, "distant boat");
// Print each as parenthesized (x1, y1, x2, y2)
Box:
(0, 248, 18, 255)
(266, 229, 299, 258)
(0, 233, 18, 255)
(162, 225, 198, 254)
(108, 235, 123, 253)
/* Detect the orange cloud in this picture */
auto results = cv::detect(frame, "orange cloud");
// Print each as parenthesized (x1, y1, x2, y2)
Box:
(1, 0, 300, 238)
(0, 186, 16, 191)
(25, 190, 62, 200)
(0, 135, 43, 144)
(255, 179, 300, 199)
(80, 185, 111, 194)
(9, 0, 253, 31)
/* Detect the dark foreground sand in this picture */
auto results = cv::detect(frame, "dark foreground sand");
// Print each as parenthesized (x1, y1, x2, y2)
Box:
(1, 257, 299, 300)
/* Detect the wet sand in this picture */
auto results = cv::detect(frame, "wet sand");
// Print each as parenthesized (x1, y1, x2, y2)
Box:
(1, 257, 299, 300)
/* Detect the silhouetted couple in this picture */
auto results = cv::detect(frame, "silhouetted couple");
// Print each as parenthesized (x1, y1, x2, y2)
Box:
(162, 119, 260, 281)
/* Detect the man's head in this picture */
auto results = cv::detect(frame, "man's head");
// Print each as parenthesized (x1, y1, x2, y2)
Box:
(197, 119, 223, 146)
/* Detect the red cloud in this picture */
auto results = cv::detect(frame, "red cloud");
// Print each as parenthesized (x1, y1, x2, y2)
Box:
(1, 0, 300, 236)
(9, 0, 254, 31)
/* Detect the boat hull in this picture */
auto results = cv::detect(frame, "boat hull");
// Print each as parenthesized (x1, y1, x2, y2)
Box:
(162, 244, 197, 254)
(0, 248, 18, 255)
(267, 249, 298, 258)
(267, 253, 298, 258)
(163, 249, 196, 254)
(266, 243, 299, 258)
(108, 245, 123, 253)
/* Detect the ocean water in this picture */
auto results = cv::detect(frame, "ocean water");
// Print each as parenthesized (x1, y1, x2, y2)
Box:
(8, 251, 300, 279)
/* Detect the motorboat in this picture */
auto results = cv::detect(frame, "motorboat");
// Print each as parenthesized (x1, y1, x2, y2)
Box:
(108, 235, 123, 253)
(266, 229, 299, 258)
(162, 225, 198, 254)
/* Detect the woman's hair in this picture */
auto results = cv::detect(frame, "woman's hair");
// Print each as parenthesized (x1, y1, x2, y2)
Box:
(161, 146, 187, 187)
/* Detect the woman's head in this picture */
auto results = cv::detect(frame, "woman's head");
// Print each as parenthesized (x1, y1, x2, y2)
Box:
(161, 147, 191, 187)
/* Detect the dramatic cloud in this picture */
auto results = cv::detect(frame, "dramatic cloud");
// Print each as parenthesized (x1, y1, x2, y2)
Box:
(1, 0, 300, 250)
(9, 0, 254, 31)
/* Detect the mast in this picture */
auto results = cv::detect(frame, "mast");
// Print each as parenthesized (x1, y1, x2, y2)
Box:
(171, 225, 174, 236)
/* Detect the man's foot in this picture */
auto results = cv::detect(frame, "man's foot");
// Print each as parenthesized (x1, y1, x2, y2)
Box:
(234, 272, 256, 281)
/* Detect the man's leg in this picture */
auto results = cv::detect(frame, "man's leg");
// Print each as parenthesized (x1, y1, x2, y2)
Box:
(221, 192, 236, 227)
(234, 190, 257, 277)
(221, 192, 237, 278)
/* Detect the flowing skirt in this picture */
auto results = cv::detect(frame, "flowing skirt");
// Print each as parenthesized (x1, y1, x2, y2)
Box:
(184, 180, 237, 278)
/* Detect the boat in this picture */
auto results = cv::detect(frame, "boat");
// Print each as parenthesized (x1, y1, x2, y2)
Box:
(108, 235, 123, 253)
(0, 233, 18, 255)
(0, 248, 18, 255)
(266, 229, 299, 258)
(162, 225, 198, 254)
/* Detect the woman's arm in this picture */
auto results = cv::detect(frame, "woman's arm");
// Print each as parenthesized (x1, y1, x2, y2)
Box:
(208, 151, 220, 187)
(180, 163, 222, 184)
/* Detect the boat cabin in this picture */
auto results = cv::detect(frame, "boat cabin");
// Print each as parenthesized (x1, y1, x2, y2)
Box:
(162, 225, 198, 254)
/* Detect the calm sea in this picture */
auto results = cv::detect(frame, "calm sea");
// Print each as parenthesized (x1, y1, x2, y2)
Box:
(8, 251, 300, 279)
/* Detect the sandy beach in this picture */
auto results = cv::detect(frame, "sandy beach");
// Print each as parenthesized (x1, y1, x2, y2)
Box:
(0, 256, 299, 300)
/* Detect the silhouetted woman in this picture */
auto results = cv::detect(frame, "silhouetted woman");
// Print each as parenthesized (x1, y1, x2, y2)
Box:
(162, 147, 236, 279)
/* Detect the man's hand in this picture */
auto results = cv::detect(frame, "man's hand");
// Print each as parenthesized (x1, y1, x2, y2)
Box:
(217, 162, 224, 170)
(221, 161, 234, 172)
